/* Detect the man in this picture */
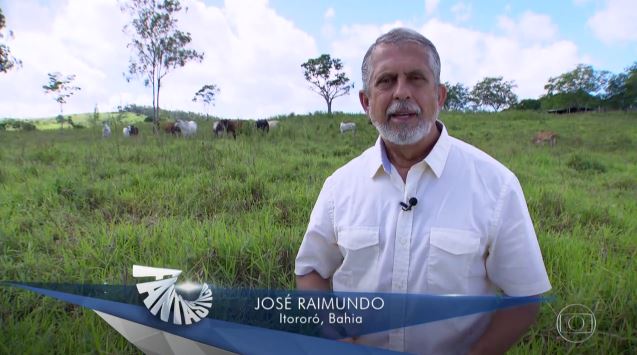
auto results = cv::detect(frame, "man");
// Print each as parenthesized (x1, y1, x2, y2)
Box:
(295, 28, 551, 354)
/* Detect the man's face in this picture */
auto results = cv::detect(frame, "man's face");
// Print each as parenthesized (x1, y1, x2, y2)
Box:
(360, 42, 447, 145)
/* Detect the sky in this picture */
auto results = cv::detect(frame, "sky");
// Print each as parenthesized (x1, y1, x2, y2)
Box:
(0, 0, 635, 119)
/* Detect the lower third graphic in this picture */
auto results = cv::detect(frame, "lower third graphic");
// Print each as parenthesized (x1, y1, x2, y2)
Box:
(133, 265, 213, 325)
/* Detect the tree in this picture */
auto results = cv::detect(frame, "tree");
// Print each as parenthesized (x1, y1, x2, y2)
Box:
(470, 77, 518, 112)
(121, 0, 204, 132)
(89, 104, 100, 127)
(513, 99, 541, 111)
(443, 82, 470, 111)
(301, 54, 354, 115)
(192, 84, 220, 119)
(43, 72, 81, 128)
(605, 62, 637, 110)
(625, 63, 637, 110)
(542, 64, 609, 111)
(0, 7, 21, 73)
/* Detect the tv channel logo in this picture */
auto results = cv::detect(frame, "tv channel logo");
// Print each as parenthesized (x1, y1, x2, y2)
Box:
(556, 304, 596, 343)
(133, 265, 213, 325)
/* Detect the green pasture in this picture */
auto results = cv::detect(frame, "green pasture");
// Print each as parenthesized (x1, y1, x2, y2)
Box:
(22, 112, 147, 130)
(0, 111, 635, 353)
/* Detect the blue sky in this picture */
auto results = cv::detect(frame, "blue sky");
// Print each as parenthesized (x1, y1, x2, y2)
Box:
(0, 0, 635, 119)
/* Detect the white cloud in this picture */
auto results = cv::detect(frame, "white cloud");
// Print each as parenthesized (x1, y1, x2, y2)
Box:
(0, 0, 321, 119)
(425, 18, 580, 99)
(588, 0, 637, 43)
(324, 7, 335, 19)
(451, 2, 471, 22)
(0, 1, 594, 119)
(425, 0, 440, 15)
(322, 7, 336, 38)
(498, 11, 558, 43)
(330, 19, 584, 105)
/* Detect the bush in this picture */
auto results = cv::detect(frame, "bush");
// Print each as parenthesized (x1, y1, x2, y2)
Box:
(567, 154, 607, 173)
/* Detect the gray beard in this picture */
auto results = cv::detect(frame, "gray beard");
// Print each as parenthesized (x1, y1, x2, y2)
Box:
(373, 116, 434, 145)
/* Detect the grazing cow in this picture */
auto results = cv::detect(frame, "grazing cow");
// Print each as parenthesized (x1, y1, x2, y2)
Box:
(267, 120, 279, 129)
(214, 119, 237, 139)
(163, 122, 181, 136)
(340, 122, 356, 134)
(175, 120, 197, 137)
(102, 122, 111, 138)
(533, 131, 558, 146)
(256, 119, 269, 133)
(123, 125, 139, 137)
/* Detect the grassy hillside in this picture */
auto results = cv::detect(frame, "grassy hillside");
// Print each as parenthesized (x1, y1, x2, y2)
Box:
(0, 111, 635, 353)
(9, 112, 148, 131)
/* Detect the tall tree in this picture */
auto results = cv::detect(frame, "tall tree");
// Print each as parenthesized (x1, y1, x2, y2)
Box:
(0, 7, 22, 73)
(43, 72, 81, 128)
(121, 0, 204, 132)
(543, 64, 608, 111)
(301, 54, 354, 115)
(470, 77, 518, 112)
(192, 84, 220, 119)
(443, 82, 470, 111)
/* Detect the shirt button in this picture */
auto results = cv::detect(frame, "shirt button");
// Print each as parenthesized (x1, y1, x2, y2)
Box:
(400, 238, 407, 245)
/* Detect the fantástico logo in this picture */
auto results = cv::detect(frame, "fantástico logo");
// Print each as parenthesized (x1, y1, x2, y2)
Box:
(133, 265, 213, 325)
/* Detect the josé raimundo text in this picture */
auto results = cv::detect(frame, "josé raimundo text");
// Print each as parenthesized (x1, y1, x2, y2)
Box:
(254, 295, 385, 311)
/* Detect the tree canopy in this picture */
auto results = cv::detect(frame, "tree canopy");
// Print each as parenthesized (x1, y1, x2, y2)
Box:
(43, 72, 81, 126)
(0, 7, 22, 73)
(121, 0, 204, 131)
(193, 84, 220, 118)
(443, 82, 471, 111)
(470, 77, 518, 112)
(301, 54, 354, 115)
(541, 64, 609, 111)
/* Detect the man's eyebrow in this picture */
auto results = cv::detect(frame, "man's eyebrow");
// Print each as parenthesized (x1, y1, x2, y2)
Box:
(405, 69, 428, 76)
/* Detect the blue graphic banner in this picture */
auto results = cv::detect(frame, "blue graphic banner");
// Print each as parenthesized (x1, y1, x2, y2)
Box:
(2, 281, 550, 353)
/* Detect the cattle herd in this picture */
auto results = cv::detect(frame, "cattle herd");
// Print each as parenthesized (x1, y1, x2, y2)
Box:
(101, 119, 281, 139)
(102, 120, 559, 148)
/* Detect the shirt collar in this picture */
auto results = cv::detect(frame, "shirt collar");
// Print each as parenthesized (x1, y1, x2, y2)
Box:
(368, 120, 451, 179)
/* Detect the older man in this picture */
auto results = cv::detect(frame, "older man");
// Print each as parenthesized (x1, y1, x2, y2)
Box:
(295, 28, 551, 354)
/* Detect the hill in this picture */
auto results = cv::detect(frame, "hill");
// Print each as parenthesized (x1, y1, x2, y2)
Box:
(0, 111, 635, 353)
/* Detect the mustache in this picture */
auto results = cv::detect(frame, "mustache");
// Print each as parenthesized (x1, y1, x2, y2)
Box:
(386, 100, 422, 117)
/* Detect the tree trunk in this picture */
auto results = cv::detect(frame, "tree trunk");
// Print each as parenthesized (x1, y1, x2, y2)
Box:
(151, 78, 157, 133)
(156, 78, 161, 134)
(327, 99, 332, 116)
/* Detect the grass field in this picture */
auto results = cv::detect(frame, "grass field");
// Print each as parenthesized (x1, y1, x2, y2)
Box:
(0, 111, 636, 354)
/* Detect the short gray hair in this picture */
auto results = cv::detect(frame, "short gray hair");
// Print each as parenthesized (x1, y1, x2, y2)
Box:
(361, 28, 441, 93)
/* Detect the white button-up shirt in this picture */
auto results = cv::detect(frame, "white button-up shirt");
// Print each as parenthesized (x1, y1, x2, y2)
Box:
(295, 122, 551, 354)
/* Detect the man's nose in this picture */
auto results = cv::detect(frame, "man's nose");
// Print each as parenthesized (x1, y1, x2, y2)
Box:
(393, 77, 411, 101)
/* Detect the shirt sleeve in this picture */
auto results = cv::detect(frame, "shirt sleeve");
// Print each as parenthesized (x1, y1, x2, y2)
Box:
(295, 176, 343, 279)
(486, 174, 552, 297)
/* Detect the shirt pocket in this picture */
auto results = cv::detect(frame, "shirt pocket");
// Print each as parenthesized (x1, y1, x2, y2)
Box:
(427, 228, 481, 294)
(334, 227, 380, 291)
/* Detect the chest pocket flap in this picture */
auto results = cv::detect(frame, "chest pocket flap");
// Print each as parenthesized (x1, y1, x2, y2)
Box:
(337, 227, 379, 250)
(430, 228, 480, 255)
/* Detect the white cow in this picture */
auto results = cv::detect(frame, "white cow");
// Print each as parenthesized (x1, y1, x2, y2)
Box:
(102, 122, 111, 138)
(267, 120, 279, 129)
(175, 120, 197, 137)
(123, 126, 130, 137)
(340, 122, 356, 133)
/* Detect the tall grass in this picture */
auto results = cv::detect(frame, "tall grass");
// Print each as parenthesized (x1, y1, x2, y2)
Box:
(1, 111, 636, 353)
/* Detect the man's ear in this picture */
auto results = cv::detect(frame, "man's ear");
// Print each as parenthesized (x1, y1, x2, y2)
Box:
(437, 83, 447, 108)
(359, 90, 370, 114)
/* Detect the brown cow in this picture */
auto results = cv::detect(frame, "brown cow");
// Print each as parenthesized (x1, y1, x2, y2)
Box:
(163, 122, 181, 136)
(533, 131, 558, 146)
(213, 119, 237, 139)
